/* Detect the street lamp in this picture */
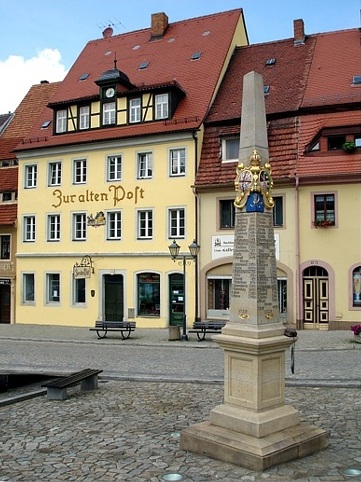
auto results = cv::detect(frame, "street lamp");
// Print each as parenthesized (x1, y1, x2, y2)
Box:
(168, 239, 200, 341)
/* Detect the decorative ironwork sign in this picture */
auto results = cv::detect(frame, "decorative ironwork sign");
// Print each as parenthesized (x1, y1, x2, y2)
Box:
(73, 255, 94, 279)
(234, 149, 274, 211)
(87, 211, 106, 227)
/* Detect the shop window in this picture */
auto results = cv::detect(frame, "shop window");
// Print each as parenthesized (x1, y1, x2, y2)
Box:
(220, 200, 235, 228)
(23, 273, 35, 303)
(74, 278, 86, 304)
(352, 267, 361, 308)
(0, 235, 10, 259)
(208, 278, 231, 312)
(46, 273, 60, 303)
(137, 273, 160, 316)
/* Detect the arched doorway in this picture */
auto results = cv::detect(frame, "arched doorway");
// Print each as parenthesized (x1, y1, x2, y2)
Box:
(303, 266, 329, 329)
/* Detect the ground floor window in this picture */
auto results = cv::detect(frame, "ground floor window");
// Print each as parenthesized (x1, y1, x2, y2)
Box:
(74, 277, 86, 304)
(23, 273, 35, 303)
(207, 277, 231, 317)
(137, 273, 160, 316)
(353, 267, 361, 307)
(46, 273, 60, 303)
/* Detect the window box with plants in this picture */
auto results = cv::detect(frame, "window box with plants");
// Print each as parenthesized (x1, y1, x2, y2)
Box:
(313, 220, 335, 229)
(342, 141, 356, 153)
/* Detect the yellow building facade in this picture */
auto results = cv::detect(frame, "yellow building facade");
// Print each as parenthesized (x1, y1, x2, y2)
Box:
(16, 132, 201, 328)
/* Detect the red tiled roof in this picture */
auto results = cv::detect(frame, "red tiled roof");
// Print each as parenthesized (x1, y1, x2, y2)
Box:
(18, 9, 244, 151)
(302, 29, 361, 108)
(0, 82, 60, 162)
(206, 36, 316, 123)
(0, 204, 17, 225)
(196, 27, 361, 188)
(0, 167, 18, 191)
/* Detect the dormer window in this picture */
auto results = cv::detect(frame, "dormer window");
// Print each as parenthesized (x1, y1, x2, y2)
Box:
(103, 102, 116, 125)
(129, 98, 141, 123)
(56, 109, 67, 133)
(222, 137, 239, 163)
(155, 93, 169, 120)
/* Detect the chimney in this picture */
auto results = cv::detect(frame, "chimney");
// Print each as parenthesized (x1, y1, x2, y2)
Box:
(293, 19, 305, 45)
(151, 12, 168, 39)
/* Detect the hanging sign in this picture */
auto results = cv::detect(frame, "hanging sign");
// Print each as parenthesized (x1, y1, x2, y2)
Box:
(73, 255, 94, 279)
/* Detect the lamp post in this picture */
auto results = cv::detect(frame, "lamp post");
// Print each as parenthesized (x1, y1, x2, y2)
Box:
(168, 239, 200, 341)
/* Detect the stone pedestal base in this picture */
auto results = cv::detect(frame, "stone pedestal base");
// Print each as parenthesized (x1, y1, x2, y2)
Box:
(180, 421, 329, 471)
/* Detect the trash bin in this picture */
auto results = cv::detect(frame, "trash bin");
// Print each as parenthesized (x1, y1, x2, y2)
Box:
(168, 325, 180, 341)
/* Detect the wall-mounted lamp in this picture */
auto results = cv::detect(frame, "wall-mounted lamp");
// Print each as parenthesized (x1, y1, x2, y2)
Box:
(91, 290, 95, 298)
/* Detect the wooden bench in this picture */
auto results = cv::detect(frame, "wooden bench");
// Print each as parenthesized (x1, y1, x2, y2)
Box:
(42, 368, 103, 400)
(188, 320, 226, 341)
(89, 320, 136, 339)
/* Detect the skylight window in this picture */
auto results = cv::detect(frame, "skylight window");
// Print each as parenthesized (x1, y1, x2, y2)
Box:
(41, 120, 51, 129)
(263, 85, 270, 94)
(265, 58, 276, 66)
(191, 52, 202, 60)
(79, 73, 90, 81)
(139, 61, 149, 70)
(352, 75, 361, 85)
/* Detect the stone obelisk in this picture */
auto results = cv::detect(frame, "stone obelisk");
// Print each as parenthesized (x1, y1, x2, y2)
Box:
(180, 71, 328, 470)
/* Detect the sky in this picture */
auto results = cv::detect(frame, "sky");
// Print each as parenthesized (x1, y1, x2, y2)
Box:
(0, 0, 360, 113)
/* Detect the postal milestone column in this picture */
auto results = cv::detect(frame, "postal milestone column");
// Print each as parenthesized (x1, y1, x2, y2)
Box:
(180, 71, 328, 471)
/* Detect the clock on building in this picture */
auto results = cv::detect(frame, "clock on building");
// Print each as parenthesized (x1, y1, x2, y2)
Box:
(105, 87, 115, 98)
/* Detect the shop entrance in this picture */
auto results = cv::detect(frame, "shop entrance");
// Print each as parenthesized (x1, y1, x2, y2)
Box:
(103, 274, 124, 321)
(169, 273, 184, 327)
(303, 266, 329, 329)
(0, 282, 10, 324)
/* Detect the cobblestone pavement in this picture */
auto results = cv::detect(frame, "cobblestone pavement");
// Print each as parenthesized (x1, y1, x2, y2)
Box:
(0, 325, 361, 481)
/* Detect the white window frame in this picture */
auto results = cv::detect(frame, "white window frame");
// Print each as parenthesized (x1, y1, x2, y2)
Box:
(137, 210, 153, 239)
(23, 215, 36, 242)
(169, 148, 186, 176)
(79, 105, 90, 130)
(155, 93, 169, 120)
(222, 137, 240, 163)
(25, 164, 37, 188)
(56, 109, 67, 133)
(46, 273, 60, 303)
(168, 208, 185, 238)
(47, 214, 61, 241)
(107, 211, 122, 239)
(129, 98, 141, 123)
(23, 273, 35, 304)
(137, 152, 153, 179)
(103, 102, 116, 125)
(48, 161, 62, 186)
(72, 213, 87, 241)
(107, 155, 122, 181)
(73, 158, 87, 184)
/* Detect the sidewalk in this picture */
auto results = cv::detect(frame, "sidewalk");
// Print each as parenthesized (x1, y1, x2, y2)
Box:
(0, 323, 359, 350)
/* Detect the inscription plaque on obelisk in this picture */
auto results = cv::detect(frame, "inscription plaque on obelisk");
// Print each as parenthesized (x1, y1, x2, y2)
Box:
(180, 71, 328, 470)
